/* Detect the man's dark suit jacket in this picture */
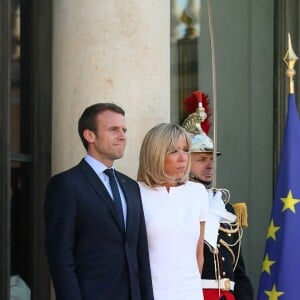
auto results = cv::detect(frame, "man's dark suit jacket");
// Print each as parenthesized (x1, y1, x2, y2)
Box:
(44, 159, 154, 300)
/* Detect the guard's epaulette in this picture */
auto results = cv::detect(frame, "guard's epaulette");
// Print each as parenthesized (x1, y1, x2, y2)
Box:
(232, 202, 248, 228)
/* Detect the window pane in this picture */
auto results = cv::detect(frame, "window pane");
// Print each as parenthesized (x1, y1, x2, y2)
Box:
(11, 2, 21, 155)
(10, 2, 32, 299)
(171, 0, 201, 123)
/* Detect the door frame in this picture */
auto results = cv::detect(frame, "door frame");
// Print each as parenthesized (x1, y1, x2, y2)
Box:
(0, 1, 11, 298)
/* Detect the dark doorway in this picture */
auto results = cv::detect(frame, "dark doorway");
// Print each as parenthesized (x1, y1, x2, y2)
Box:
(0, 0, 52, 299)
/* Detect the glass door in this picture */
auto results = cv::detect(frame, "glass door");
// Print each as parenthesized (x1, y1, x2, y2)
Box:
(0, 0, 52, 298)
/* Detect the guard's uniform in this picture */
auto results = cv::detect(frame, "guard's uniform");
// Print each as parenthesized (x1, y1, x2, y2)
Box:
(201, 203, 254, 300)
(181, 90, 254, 300)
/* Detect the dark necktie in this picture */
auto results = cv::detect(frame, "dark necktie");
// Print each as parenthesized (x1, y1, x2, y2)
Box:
(104, 168, 125, 229)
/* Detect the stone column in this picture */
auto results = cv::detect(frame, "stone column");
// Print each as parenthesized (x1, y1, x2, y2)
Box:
(52, 0, 170, 178)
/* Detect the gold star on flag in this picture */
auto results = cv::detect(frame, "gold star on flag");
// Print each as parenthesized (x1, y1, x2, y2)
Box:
(267, 219, 280, 241)
(265, 284, 284, 300)
(281, 190, 300, 213)
(262, 253, 275, 274)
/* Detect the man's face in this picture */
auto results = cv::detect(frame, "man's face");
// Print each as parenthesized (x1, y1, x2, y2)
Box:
(85, 110, 127, 166)
(190, 152, 213, 184)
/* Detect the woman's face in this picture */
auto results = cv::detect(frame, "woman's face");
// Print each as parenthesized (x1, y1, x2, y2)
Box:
(164, 137, 189, 182)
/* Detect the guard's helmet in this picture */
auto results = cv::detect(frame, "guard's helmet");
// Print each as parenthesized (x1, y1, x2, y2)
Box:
(181, 91, 216, 154)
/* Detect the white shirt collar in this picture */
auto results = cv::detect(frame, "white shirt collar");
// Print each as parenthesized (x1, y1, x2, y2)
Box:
(84, 153, 114, 175)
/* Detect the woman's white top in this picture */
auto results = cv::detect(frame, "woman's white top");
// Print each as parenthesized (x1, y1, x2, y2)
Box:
(139, 181, 209, 300)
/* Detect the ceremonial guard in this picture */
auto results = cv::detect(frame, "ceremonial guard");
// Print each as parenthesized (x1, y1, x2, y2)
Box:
(182, 91, 254, 300)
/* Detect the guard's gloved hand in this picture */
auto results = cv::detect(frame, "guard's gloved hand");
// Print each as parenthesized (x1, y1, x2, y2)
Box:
(204, 190, 236, 250)
(208, 189, 225, 209)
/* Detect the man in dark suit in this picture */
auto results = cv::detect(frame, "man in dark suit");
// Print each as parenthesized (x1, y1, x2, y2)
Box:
(44, 103, 154, 300)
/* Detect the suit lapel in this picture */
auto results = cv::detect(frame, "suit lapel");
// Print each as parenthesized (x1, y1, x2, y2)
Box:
(78, 159, 125, 233)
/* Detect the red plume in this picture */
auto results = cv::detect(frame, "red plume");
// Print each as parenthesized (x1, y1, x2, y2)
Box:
(183, 91, 211, 134)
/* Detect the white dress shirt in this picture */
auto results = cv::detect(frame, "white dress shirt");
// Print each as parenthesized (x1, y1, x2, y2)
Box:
(84, 154, 127, 226)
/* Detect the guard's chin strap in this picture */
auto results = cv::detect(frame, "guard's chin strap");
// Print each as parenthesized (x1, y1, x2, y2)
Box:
(190, 173, 212, 188)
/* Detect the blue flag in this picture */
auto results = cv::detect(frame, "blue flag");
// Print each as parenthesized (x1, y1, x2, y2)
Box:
(257, 94, 300, 300)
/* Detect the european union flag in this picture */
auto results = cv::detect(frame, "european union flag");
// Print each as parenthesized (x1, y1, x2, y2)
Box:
(257, 94, 300, 300)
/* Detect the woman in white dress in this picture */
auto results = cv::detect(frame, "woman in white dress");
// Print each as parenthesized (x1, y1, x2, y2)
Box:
(137, 123, 209, 300)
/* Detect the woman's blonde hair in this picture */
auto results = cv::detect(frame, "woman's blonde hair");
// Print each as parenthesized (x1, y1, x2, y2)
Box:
(137, 123, 191, 187)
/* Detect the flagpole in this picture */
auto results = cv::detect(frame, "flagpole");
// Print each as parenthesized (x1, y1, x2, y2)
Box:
(283, 33, 298, 94)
